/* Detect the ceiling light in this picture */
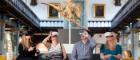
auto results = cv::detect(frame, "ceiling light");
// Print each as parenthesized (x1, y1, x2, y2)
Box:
(9, 17, 16, 20)
(136, 18, 140, 21)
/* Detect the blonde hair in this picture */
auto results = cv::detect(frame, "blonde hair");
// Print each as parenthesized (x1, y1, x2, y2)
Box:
(105, 32, 117, 50)
(21, 35, 32, 50)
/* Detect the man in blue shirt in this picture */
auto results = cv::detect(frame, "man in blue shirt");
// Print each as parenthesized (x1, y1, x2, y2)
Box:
(71, 30, 96, 60)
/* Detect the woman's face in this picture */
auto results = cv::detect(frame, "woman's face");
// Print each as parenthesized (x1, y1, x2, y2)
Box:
(106, 35, 115, 41)
(25, 35, 31, 40)
(51, 35, 58, 41)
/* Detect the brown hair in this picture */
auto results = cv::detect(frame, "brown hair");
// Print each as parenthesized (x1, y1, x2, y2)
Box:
(20, 35, 32, 50)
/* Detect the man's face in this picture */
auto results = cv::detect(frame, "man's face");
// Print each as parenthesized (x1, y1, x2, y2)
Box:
(80, 34, 88, 41)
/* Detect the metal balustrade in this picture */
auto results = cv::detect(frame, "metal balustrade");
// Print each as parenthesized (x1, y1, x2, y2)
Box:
(40, 20, 111, 28)
(88, 21, 111, 27)
(5, 0, 40, 27)
(40, 20, 64, 27)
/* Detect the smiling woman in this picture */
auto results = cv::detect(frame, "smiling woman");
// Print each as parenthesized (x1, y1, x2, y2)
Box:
(100, 32, 122, 60)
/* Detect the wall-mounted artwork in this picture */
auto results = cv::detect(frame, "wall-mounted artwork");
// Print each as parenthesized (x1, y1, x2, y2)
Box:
(94, 4, 105, 18)
(48, 3, 60, 18)
(47, 2, 81, 28)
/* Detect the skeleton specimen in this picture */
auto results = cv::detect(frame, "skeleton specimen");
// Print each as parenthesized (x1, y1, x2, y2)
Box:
(47, 0, 81, 27)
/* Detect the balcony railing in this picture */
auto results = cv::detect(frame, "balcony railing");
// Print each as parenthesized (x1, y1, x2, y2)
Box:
(88, 21, 111, 27)
(5, 0, 40, 28)
(40, 20, 111, 28)
(111, 0, 140, 28)
(40, 20, 64, 27)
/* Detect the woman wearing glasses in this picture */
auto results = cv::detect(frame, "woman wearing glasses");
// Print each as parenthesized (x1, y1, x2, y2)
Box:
(36, 31, 67, 60)
(16, 31, 39, 60)
(100, 32, 122, 60)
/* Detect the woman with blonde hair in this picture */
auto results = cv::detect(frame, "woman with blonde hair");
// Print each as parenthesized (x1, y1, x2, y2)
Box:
(16, 31, 39, 60)
(36, 31, 67, 60)
(100, 32, 122, 60)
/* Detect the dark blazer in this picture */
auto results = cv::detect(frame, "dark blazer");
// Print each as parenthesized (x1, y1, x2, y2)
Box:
(16, 44, 38, 60)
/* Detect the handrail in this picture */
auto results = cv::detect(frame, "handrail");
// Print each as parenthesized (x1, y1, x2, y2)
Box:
(88, 20, 111, 27)
(88, 20, 111, 22)
(40, 20, 64, 27)
(40, 20, 64, 22)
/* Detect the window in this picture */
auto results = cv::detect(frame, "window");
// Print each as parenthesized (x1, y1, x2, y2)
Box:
(114, 0, 121, 6)
(94, 4, 105, 18)
(48, 3, 60, 18)
(30, 0, 37, 6)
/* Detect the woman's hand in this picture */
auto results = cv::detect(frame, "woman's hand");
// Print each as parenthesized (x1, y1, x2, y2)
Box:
(46, 31, 52, 41)
(100, 54, 111, 60)
(105, 55, 111, 59)
(28, 47, 34, 51)
(114, 54, 122, 59)
(48, 31, 52, 37)
(42, 31, 52, 43)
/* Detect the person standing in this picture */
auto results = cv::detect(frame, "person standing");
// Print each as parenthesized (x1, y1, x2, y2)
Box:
(100, 32, 122, 60)
(71, 30, 96, 60)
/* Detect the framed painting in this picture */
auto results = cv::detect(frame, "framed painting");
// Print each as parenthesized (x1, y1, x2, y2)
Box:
(48, 3, 60, 18)
(94, 4, 105, 18)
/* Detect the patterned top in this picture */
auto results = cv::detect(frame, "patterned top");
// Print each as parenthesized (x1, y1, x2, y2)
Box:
(47, 43, 63, 59)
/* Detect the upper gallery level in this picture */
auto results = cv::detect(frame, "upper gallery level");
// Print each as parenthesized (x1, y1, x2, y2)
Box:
(0, 0, 40, 29)
(22, 0, 128, 29)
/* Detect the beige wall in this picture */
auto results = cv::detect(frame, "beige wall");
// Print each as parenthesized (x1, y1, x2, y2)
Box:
(93, 34, 106, 44)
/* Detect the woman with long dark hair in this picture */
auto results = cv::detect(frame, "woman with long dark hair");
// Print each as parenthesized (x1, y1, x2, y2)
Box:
(16, 31, 39, 60)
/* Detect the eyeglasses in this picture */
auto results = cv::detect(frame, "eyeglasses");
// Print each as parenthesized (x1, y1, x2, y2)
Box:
(51, 35, 57, 37)
(106, 35, 114, 37)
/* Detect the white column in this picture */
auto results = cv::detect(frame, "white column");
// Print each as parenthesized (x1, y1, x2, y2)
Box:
(68, 21, 71, 44)
(5, 32, 13, 60)
(133, 31, 139, 60)
(138, 32, 140, 59)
